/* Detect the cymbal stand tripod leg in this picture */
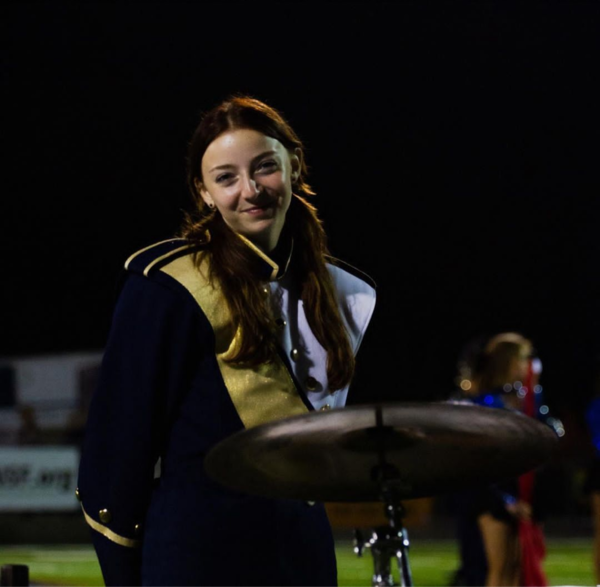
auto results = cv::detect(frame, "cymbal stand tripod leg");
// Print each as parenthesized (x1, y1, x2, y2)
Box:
(383, 491, 413, 587)
(354, 497, 413, 587)
(371, 531, 395, 587)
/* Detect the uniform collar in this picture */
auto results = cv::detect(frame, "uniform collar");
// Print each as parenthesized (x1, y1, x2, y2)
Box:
(234, 232, 294, 282)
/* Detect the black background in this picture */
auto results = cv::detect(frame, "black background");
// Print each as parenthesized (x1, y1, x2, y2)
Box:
(3, 2, 599, 442)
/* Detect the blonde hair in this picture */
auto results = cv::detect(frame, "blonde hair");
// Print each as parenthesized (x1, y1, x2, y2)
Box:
(478, 332, 532, 391)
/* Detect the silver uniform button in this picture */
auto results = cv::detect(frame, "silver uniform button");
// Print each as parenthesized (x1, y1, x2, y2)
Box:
(290, 348, 299, 361)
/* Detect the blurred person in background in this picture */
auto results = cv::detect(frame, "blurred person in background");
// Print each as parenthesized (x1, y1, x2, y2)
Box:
(449, 332, 563, 587)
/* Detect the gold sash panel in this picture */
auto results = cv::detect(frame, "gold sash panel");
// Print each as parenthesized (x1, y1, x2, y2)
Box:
(160, 254, 308, 429)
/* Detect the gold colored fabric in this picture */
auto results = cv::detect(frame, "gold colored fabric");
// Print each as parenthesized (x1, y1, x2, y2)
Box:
(160, 253, 309, 429)
(142, 245, 195, 277)
(234, 233, 279, 281)
(81, 505, 140, 548)
(124, 238, 182, 271)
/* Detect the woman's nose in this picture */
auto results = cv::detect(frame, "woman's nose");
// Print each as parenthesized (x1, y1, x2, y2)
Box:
(240, 174, 260, 198)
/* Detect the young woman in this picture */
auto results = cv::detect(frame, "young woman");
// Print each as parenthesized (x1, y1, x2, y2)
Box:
(76, 95, 376, 586)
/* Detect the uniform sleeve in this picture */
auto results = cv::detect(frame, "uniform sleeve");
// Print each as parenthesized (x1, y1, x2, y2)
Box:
(77, 273, 205, 586)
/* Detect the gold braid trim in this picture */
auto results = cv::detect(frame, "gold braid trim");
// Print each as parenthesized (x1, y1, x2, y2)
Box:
(234, 233, 279, 281)
(81, 505, 140, 548)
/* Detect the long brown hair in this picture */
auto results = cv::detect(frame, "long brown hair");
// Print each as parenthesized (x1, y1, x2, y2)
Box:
(180, 95, 354, 390)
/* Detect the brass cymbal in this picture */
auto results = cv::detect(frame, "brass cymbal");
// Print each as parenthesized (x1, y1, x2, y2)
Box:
(204, 401, 559, 502)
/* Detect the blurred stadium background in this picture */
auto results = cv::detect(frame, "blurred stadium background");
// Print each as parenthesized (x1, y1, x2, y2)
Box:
(4, 1, 600, 584)
(0, 351, 596, 586)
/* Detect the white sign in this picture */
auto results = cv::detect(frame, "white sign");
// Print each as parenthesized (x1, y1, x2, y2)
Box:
(0, 446, 80, 511)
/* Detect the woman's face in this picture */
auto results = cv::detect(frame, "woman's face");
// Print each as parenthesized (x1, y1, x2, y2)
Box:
(198, 128, 300, 253)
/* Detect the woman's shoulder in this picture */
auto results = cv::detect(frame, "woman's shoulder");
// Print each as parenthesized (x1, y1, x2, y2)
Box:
(324, 256, 377, 293)
(323, 256, 377, 340)
(124, 237, 203, 278)
(118, 237, 212, 306)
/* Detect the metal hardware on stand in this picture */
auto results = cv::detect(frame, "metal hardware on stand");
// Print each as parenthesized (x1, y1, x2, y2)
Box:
(353, 406, 413, 586)
(354, 515, 412, 587)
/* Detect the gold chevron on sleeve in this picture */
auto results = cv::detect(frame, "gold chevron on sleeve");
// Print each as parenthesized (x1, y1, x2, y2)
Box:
(81, 505, 140, 548)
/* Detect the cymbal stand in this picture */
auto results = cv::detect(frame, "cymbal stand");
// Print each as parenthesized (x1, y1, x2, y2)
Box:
(354, 487, 413, 587)
(353, 407, 413, 587)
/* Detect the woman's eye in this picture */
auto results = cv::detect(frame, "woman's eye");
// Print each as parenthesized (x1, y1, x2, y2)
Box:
(256, 160, 277, 172)
(215, 173, 234, 184)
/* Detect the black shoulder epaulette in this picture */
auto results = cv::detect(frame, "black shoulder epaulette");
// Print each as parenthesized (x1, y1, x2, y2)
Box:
(325, 256, 377, 289)
(124, 238, 199, 278)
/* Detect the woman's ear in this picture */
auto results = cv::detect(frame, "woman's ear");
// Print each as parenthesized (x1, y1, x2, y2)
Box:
(290, 148, 302, 183)
(194, 178, 214, 209)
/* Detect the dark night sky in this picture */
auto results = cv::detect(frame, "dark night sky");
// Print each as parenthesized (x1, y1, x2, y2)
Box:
(3, 2, 599, 425)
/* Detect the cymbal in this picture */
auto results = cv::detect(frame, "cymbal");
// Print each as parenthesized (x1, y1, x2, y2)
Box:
(204, 401, 559, 502)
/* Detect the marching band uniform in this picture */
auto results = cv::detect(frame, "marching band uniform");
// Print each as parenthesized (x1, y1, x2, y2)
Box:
(77, 235, 376, 586)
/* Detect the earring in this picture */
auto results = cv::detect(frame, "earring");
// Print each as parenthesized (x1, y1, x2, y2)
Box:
(207, 202, 215, 209)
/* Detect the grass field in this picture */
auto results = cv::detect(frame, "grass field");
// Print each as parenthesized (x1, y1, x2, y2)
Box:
(336, 538, 595, 586)
(0, 539, 595, 586)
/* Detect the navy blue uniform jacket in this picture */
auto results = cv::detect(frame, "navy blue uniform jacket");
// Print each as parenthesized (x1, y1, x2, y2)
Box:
(77, 237, 376, 586)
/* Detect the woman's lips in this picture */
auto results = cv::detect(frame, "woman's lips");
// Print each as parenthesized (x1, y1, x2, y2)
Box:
(243, 202, 274, 215)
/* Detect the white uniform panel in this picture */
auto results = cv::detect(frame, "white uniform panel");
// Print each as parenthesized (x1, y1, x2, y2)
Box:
(269, 263, 376, 411)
